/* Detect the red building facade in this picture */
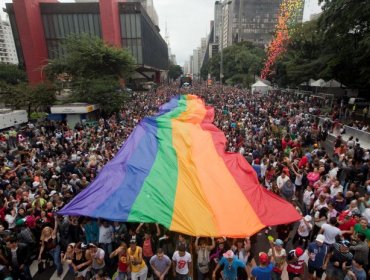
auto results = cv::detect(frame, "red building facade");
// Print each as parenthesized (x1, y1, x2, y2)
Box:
(7, 0, 168, 84)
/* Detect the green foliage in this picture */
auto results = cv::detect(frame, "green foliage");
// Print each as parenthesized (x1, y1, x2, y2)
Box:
(275, 0, 370, 91)
(45, 35, 135, 113)
(0, 63, 27, 85)
(168, 64, 183, 80)
(206, 41, 265, 87)
(30, 112, 48, 120)
(0, 81, 56, 114)
(200, 61, 209, 81)
(71, 77, 128, 115)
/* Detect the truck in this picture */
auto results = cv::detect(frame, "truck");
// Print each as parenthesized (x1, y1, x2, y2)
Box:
(0, 109, 28, 130)
(180, 76, 192, 88)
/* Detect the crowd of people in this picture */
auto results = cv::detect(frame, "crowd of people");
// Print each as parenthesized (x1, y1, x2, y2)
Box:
(0, 84, 369, 280)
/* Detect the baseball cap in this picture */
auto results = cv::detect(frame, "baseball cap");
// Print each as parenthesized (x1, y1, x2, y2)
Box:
(315, 234, 325, 244)
(129, 238, 137, 244)
(259, 252, 269, 264)
(223, 250, 234, 259)
(274, 239, 284, 246)
(295, 247, 304, 257)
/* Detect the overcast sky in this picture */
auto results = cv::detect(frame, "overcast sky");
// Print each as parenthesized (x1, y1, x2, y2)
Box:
(0, 0, 322, 65)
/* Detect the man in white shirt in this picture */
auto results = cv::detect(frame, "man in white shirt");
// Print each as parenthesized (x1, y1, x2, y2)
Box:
(98, 220, 114, 266)
(328, 162, 339, 178)
(319, 217, 342, 245)
(277, 172, 290, 190)
(172, 245, 192, 280)
(330, 180, 343, 197)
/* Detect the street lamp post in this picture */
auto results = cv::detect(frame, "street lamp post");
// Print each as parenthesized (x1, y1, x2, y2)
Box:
(218, 0, 232, 87)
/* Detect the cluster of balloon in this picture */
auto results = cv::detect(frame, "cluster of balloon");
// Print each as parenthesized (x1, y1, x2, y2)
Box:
(261, 0, 304, 80)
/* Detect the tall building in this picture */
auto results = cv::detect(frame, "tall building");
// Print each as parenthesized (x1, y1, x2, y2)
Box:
(183, 60, 190, 75)
(221, 2, 232, 49)
(213, 1, 222, 44)
(229, 0, 292, 47)
(0, 15, 18, 64)
(189, 55, 194, 74)
(126, 0, 159, 27)
(169, 54, 177, 65)
(200, 37, 207, 62)
(214, 0, 302, 49)
(192, 48, 201, 77)
(5, 0, 168, 84)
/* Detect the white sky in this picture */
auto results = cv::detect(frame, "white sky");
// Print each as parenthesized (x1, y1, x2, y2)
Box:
(0, 0, 322, 65)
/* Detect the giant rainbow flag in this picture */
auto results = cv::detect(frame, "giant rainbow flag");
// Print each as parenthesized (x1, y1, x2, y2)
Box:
(60, 95, 301, 237)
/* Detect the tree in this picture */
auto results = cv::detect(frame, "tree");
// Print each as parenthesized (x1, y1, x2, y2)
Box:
(205, 41, 265, 87)
(71, 77, 126, 115)
(200, 61, 209, 81)
(0, 63, 27, 85)
(168, 64, 183, 80)
(274, 0, 370, 92)
(45, 35, 135, 114)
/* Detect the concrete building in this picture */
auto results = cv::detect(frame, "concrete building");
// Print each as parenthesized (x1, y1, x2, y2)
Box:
(213, 1, 222, 44)
(189, 55, 194, 75)
(5, 0, 168, 84)
(0, 15, 18, 64)
(183, 60, 190, 75)
(169, 54, 177, 65)
(126, 0, 159, 27)
(221, 2, 232, 49)
(192, 48, 200, 77)
(229, 0, 301, 47)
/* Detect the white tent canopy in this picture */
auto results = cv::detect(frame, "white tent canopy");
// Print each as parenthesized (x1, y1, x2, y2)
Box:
(324, 79, 346, 88)
(299, 78, 316, 86)
(311, 79, 326, 87)
(251, 80, 270, 94)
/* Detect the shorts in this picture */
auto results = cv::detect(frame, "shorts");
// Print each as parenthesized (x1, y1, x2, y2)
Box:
(308, 266, 324, 278)
(326, 262, 345, 279)
(76, 266, 91, 278)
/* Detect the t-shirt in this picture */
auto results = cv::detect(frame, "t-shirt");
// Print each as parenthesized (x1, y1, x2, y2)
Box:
(172, 251, 191, 275)
(344, 266, 367, 280)
(287, 250, 307, 275)
(354, 224, 370, 241)
(338, 218, 356, 238)
(297, 219, 312, 237)
(98, 225, 113, 244)
(251, 263, 274, 280)
(92, 248, 105, 269)
(294, 174, 303, 186)
(303, 190, 314, 206)
(329, 243, 353, 267)
(308, 242, 328, 268)
(268, 248, 286, 269)
(321, 223, 341, 244)
(219, 257, 246, 280)
(150, 254, 171, 274)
